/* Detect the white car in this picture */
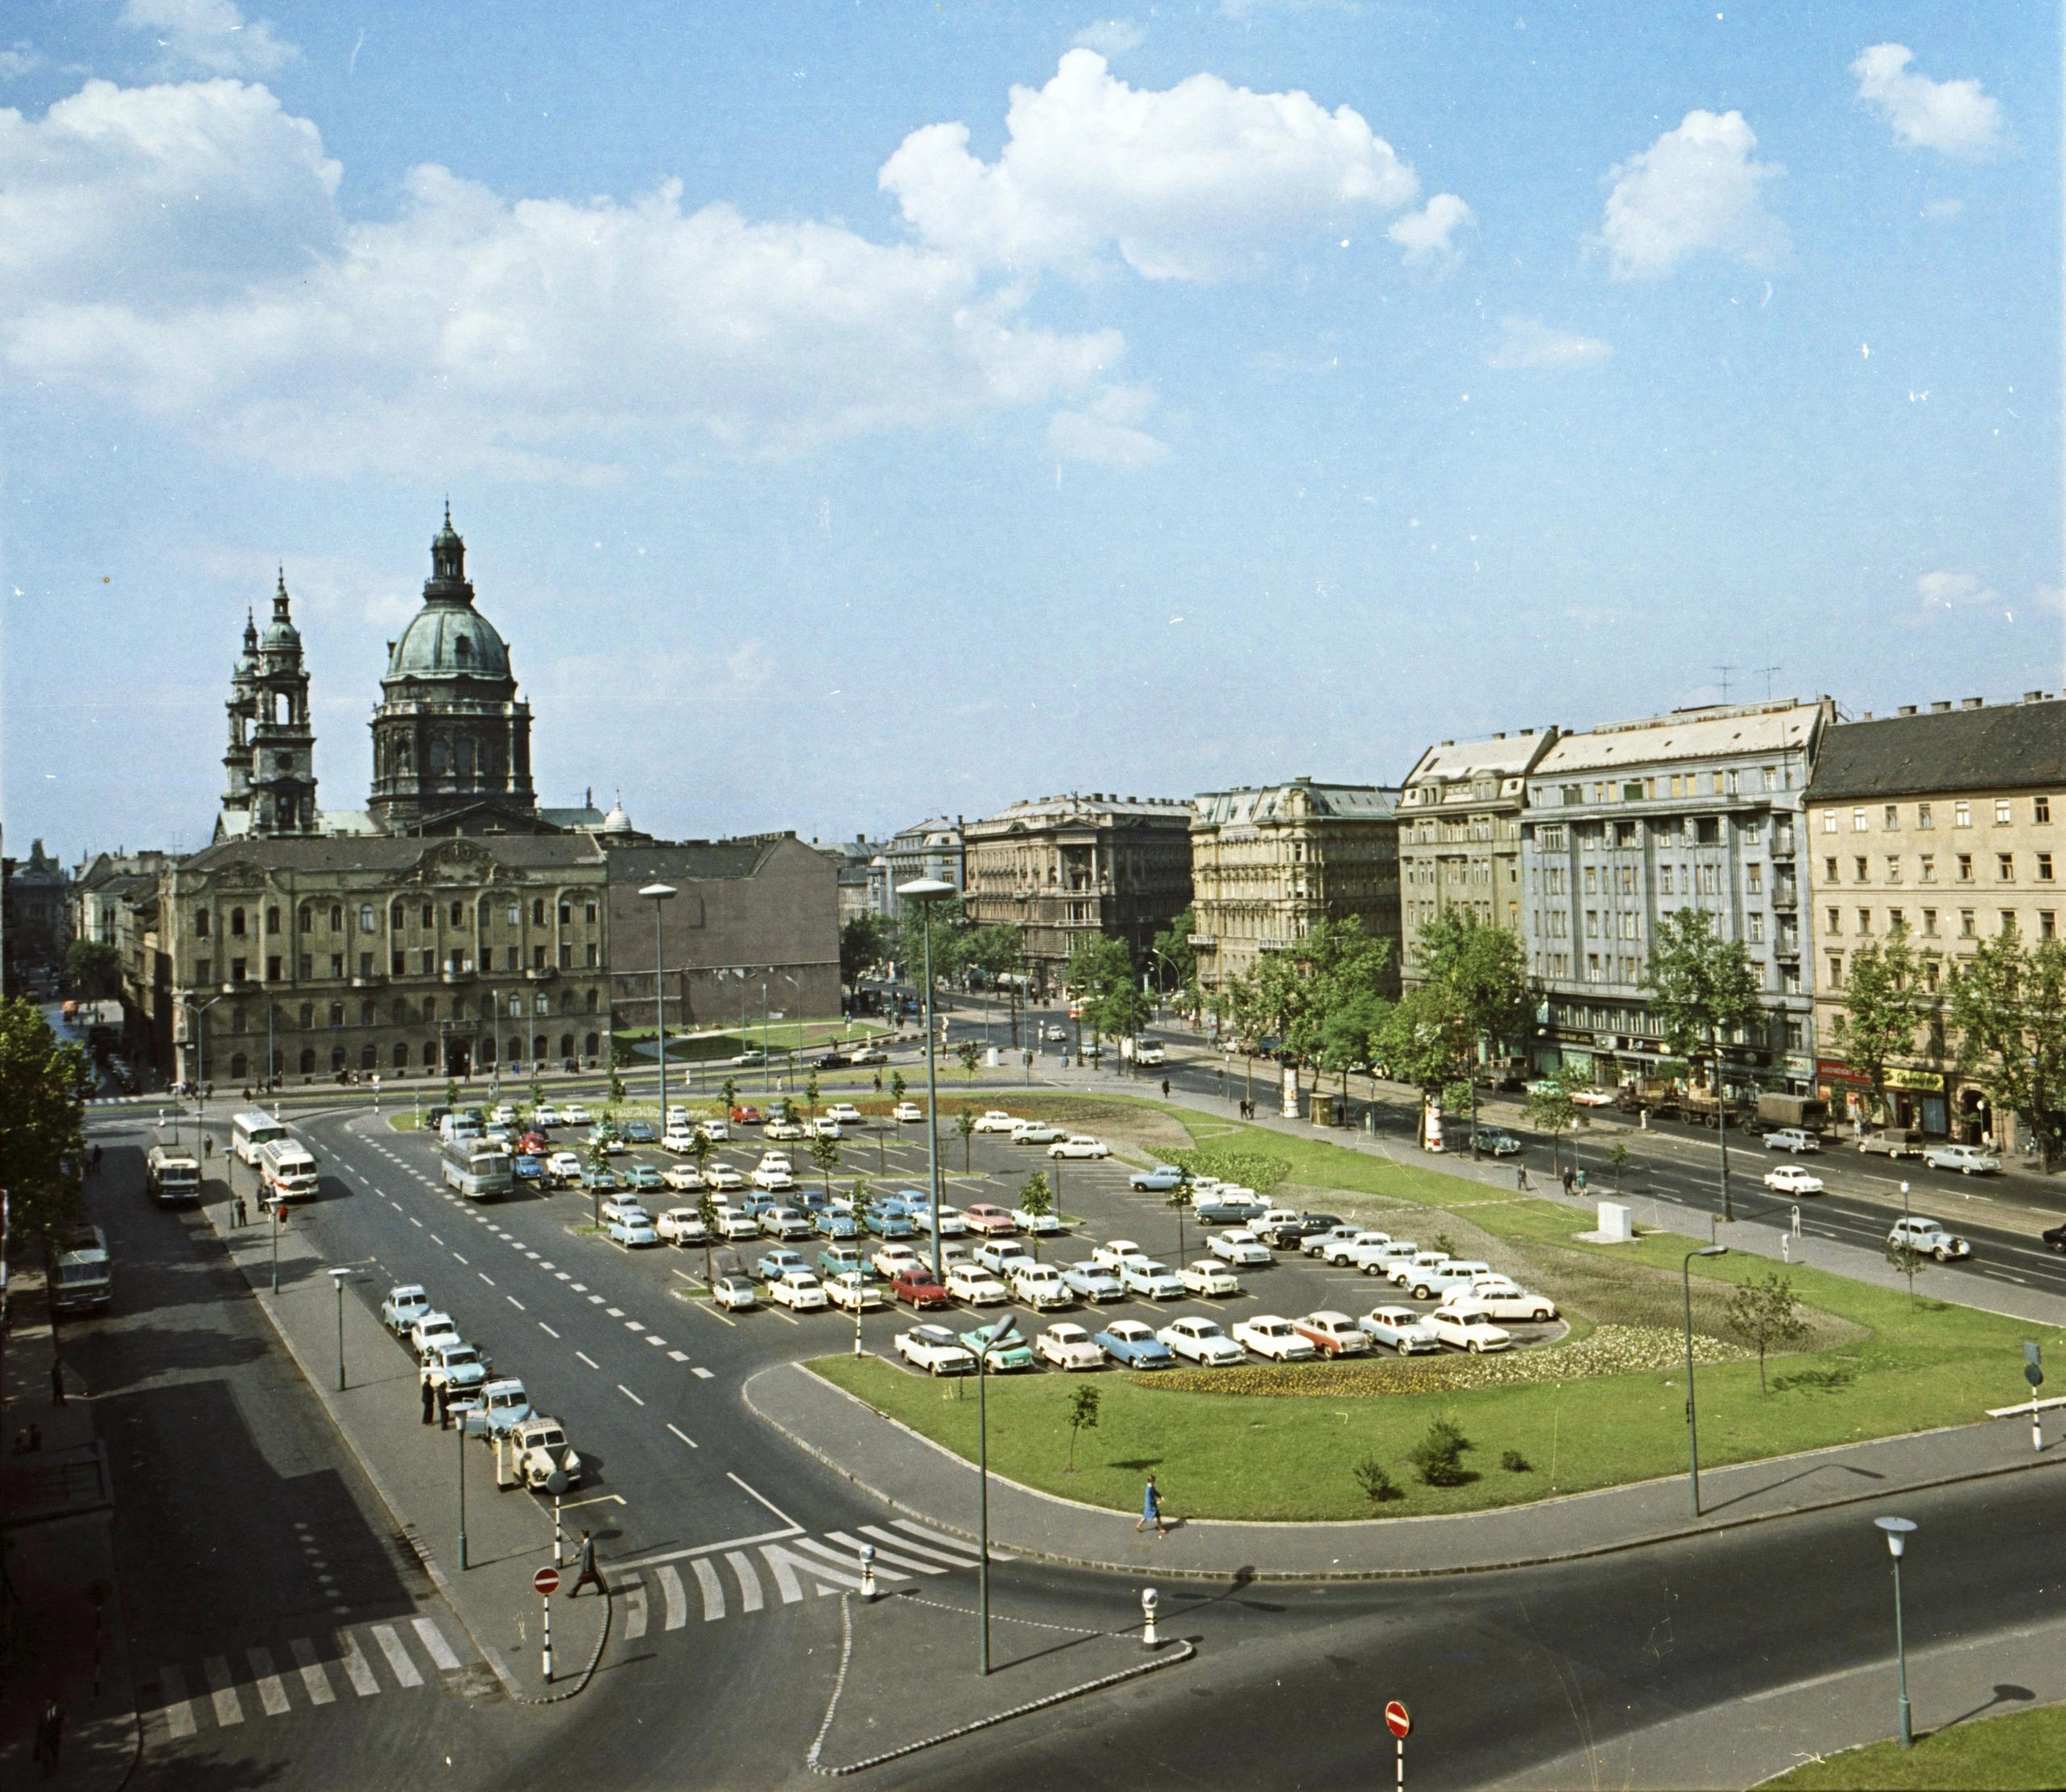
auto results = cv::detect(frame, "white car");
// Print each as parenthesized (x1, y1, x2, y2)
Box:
(586, 1126, 628, 1156)
(1010, 1263, 1072, 1309)
(607, 1213, 660, 1248)
(751, 1163, 797, 1192)
(381, 1284, 432, 1334)
(972, 1110, 1022, 1134)
(973, 1239, 1032, 1277)
(914, 1205, 969, 1237)
(826, 1103, 864, 1125)
(1091, 1239, 1147, 1272)
(1308, 1225, 1368, 1261)
(1388, 1251, 1452, 1290)
(1157, 1316, 1245, 1367)
(892, 1101, 926, 1123)
(1118, 1258, 1186, 1301)
(769, 1271, 830, 1311)
(810, 1117, 844, 1139)
(1362, 1242, 1422, 1277)
(1012, 1122, 1065, 1145)
(1035, 1322, 1104, 1370)
(897, 1325, 975, 1375)
(1209, 1230, 1273, 1268)
(599, 1193, 650, 1226)
(1922, 1143, 2002, 1176)
(1445, 1281, 1558, 1323)
(946, 1263, 1010, 1305)
(713, 1209, 760, 1242)
(1763, 1163, 1826, 1197)
(561, 1103, 592, 1126)
(698, 1117, 730, 1142)
(711, 1275, 758, 1310)
(656, 1206, 708, 1245)
(1408, 1259, 1491, 1301)
(543, 1149, 583, 1185)
(1178, 1259, 1240, 1297)
(491, 1102, 517, 1126)
(1359, 1305, 1441, 1355)
(1888, 1218, 1972, 1260)
(1291, 1311, 1373, 1356)
(1321, 1229, 1391, 1268)
(1429, 1303, 1512, 1352)
(703, 1163, 746, 1193)
(1014, 1206, 1065, 1236)
(871, 1243, 921, 1280)
(662, 1163, 705, 1193)
(1048, 1135, 1111, 1159)
(1233, 1315, 1316, 1361)
(825, 1271, 886, 1314)
(763, 1119, 806, 1142)
(529, 1104, 563, 1128)
(1763, 1127, 1822, 1155)
(663, 1126, 700, 1155)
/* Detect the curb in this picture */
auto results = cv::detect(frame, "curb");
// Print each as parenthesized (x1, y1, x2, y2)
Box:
(745, 1364, 2066, 1585)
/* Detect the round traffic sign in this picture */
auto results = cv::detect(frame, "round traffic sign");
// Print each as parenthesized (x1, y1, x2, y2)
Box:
(1384, 1701, 1411, 1740)
(533, 1567, 561, 1597)
(2026, 1364, 2045, 1388)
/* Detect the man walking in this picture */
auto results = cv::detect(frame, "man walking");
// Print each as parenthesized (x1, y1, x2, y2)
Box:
(34, 1698, 64, 1777)
(568, 1528, 605, 1598)
(1135, 1474, 1167, 1538)
(421, 1374, 436, 1425)
(437, 1381, 451, 1431)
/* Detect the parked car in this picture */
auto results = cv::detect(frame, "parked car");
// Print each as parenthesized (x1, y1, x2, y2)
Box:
(518, 1130, 550, 1156)
(1178, 1259, 1240, 1297)
(1303, 1223, 1361, 1259)
(1407, 1259, 1492, 1301)
(580, 1163, 622, 1194)
(1922, 1143, 2002, 1176)
(973, 1239, 1033, 1279)
(893, 1266, 954, 1309)
(825, 1271, 885, 1314)
(1361, 1241, 1422, 1277)
(698, 1117, 730, 1142)
(711, 1275, 758, 1311)
(1035, 1322, 1104, 1370)
(1091, 1239, 1147, 1272)
(599, 1193, 649, 1227)
(1010, 1262, 1072, 1310)
(410, 1311, 460, 1360)
(848, 1046, 888, 1066)
(1158, 1316, 1245, 1367)
(1472, 1127, 1523, 1157)
(914, 1205, 969, 1238)
(701, 1163, 747, 1193)
(1763, 1127, 1822, 1155)
(712, 1208, 759, 1242)
(1194, 1190, 1269, 1226)
(763, 1119, 807, 1142)
(972, 1110, 1023, 1134)
(1118, 1257, 1186, 1301)
(1060, 1259, 1125, 1302)
(1049, 1135, 1111, 1159)
(826, 1103, 864, 1125)
(1291, 1311, 1372, 1356)
(769, 1270, 830, 1312)
(656, 1207, 708, 1246)
(872, 1243, 921, 1280)
(1386, 1249, 1452, 1289)
(729, 1105, 763, 1126)
(623, 1163, 663, 1194)
(1358, 1305, 1441, 1355)
(1232, 1315, 1316, 1361)
(381, 1284, 433, 1334)
(622, 1120, 659, 1146)
(1859, 1128, 1926, 1159)
(1320, 1228, 1389, 1267)
(962, 1204, 1019, 1236)
(1129, 1164, 1186, 1192)
(1444, 1280, 1558, 1323)
(1428, 1303, 1513, 1352)
(1763, 1163, 1826, 1197)
(546, 1151, 583, 1187)
(529, 1104, 563, 1129)
(1209, 1229, 1273, 1268)
(859, 1202, 913, 1239)
(767, 1207, 817, 1241)
(755, 1247, 809, 1281)
(585, 1127, 628, 1156)
(467, 1378, 535, 1439)
(815, 1207, 859, 1239)
(1887, 1218, 1972, 1260)
(423, 1340, 491, 1400)
(891, 1101, 926, 1123)
(960, 1321, 1035, 1371)
(896, 1325, 975, 1375)
(1094, 1319, 1176, 1369)
(946, 1263, 1011, 1305)
(1014, 1204, 1066, 1235)
(660, 1163, 703, 1193)
(1011, 1122, 1064, 1145)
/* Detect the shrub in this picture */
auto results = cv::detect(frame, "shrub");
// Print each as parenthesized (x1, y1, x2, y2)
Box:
(1432, 1232, 1459, 1259)
(1353, 1456, 1403, 1506)
(1408, 1418, 1474, 1487)
(1499, 1448, 1532, 1473)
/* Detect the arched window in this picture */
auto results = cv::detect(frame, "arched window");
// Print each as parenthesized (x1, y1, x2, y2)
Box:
(299, 1047, 316, 1075)
(479, 896, 493, 923)
(450, 901, 462, 926)
(455, 634, 471, 664)
(457, 738, 474, 776)
(359, 904, 375, 932)
(559, 1033, 575, 1060)
(533, 994, 548, 1016)
(230, 1052, 249, 1080)
(298, 904, 312, 933)
(332, 1046, 347, 1071)
(583, 1032, 600, 1059)
(393, 1042, 409, 1069)
(391, 900, 405, 929)
(533, 1034, 547, 1061)
(585, 987, 598, 1013)
(422, 1042, 437, 1068)
(429, 739, 448, 775)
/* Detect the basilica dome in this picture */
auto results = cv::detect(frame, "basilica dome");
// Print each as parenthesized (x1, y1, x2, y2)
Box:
(386, 604, 512, 681)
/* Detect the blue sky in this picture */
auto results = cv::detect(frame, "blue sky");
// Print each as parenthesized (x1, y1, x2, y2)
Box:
(2, 2, 2056, 863)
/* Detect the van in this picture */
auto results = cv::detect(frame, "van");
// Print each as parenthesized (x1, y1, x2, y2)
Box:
(146, 1145, 202, 1205)
(259, 1138, 320, 1200)
(439, 1111, 484, 1146)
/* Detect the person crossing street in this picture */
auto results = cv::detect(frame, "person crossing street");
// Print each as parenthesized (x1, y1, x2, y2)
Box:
(568, 1528, 606, 1597)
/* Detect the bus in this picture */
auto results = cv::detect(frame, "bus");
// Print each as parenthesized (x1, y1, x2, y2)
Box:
(232, 1109, 287, 1166)
(52, 1225, 112, 1314)
(258, 1138, 321, 1201)
(442, 1134, 512, 1201)
(145, 1144, 203, 1205)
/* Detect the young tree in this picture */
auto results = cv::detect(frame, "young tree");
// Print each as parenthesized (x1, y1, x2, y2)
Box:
(688, 1128, 713, 1190)
(1064, 1384, 1100, 1473)
(0, 997, 90, 1249)
(1064, 935, 1138, 1063)
(64, 939, 124, 1001)
(1838, 925, 1933, 1134)
(1724, 1272, 1810, 1394)
(956, 1039, 981, 1079)
(1378, 983, 1475, 1150)
(809, 1132, 841, 1194)
(1016, 1170, 1052, 1256)
(695, 1188, 720, 1288)
(721, 1075, 739, 1120)
(1644, 907, 1763, 1220)
(1412, 910, 1531, 1150)
(1947, 925, 2066, 1171)
(965, 923, 1029, 1047)
(954, 1106, 977, 1172)
(1521, 1072, 1579, 1175)
(805, 1071, 820, 1120)
(889, 1070, 907, 1107)
(1884, 1235, 1931, 1307)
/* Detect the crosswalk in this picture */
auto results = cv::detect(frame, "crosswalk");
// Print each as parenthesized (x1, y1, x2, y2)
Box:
(617, 1520, 983, 1638)
(146, 1615, 467, 1742)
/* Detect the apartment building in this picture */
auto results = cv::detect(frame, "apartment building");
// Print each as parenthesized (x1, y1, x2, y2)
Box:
(1519, 700, 1830, 1093)
(1805, 692, 2066, 1144)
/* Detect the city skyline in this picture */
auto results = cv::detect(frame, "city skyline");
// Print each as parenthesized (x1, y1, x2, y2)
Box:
(3, 2, 2057, 863)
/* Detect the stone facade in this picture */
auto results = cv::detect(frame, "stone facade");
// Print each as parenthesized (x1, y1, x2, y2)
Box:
(1189, 780, 1403, 1000)
(1805, 692, 2066, 1144)
(964, 794, 1194, 993)
(882, 818, 965, 913)
(1519, 700, 1829, 1093)
(2, 837, 69, 992)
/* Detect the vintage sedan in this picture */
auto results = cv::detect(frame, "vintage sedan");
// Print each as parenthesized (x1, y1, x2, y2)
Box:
(1888, 1218, 1972, 1261)
(1048, 1134, 1112, 1160)
(914, 1205, 969, 1238)
(1763, 1163, 1826, 1197)
(751, 1163, 797, 1193)
(1428, 1303, 1513, 1352)
(655, 1207, 707, 1246)
(891, 1101, 926, 1123)
(1358, 1305, 1442, 1355)
(1034, 1322, 1104, 1370)
(946, 1263, 1011, 1306)
(863, 1204, 917, 1239)
(896, 1325, 975, 1375)
(973, 1239, 1034, 1279)
(1291, 1311, 1373, 1356)
(1208, 1229, 1273, 1268)
(599, 1193, 650, 1227)
(381, 1284, 433, 1335)
(892, 1267, 953, 1310)
(607, 1213, 661, 1249)
(1443, 1280, 1558, 1324)
(962, 1204, 1019, 1236)
(662, 1163, 705, 1193)
(1128, 1164, 1187, 1192)
(1010, 1263, 1073, 1310)
(701, 1163, 747, 1193)
(1011, 1122, 1065, 1145)
(1014, 1205, 1066, 1236)
(755, 1247, 809, 1281)
(1232, 1315, 1317, 1362)
(759, 1206, 813, 1241)
(825, 1271, 886, 1314)
(1090, 1239, 1147, 1272)
(1094, 1320, 1176, 1370)
(1060, 1259, 1125, 1302)
(1156, 1315, 1245, 1367)
(1922, 1143, 2002, 1176)
(871, 1243, 922, 1281)
(711, 1275, 758, 1311)
(624, 1163, 664, 1194)
(768, 1270, 830, 1312)
(1117, 1257, 1186, 1301)
(1177, 1259, 1240, 1297)
(960, 1322, 1036, 1371)
(1194, 1191, 1269, 1226)
(971, 1110, 1023, 1134)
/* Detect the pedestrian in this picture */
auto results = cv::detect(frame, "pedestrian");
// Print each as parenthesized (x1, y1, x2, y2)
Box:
(1161, 1079, 1171, 1101)
(437, 1381, 451, 1430)
(90, 1142, 102, 1171)
(203, 1135, 215, 1159)
(50, 1359, 65, 1408)
(1516, 1164, 1531, 1192)
(35, 1698, 63, 1777)
(568, 1528, 605, 1598)
(1136, 1474, 1168, 1537)
(1561, 1167, 1575, 1197)
(872, 1072, 882, 1094)
(421, 1375, 436, 1425)
(1575, 1168, 1588, 1194)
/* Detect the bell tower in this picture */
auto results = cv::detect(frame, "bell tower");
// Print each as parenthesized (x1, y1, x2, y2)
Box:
(248, 571, 320, 835)
(221, 609, 259, 826)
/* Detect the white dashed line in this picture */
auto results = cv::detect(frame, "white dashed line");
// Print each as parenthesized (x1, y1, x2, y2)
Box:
(571, 1283, 588, 1293)
(410, 1216, 423, 1228)
(555, 1272, 571, 1281)
(452, 1253, 467, 1265)
(619, 1385, 646, 1406)
(625, 1320, 646, 1333)
(576, 1351, 600, 1369)
(606, 1307, 626, 1318)
(539, 1262, 556, 1271)
(507, 1295, 525, 1311)
(646, 1335, 666, 1347)
(429, 1234, 444, 1247)
(667, 1422, 697, 1448)
(539, 1322, 560, 1339)
(667, 1351, 689, 1363)
(588, 1295, 605, 1305)
(692, 1366, 714, 1381)
(479, 1273, 496, 1287)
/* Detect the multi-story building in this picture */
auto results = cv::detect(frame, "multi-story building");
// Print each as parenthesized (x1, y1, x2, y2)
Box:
(1518, 700, 1830, 1094)
(882, 818, 965, 913)
(1805, 691, 2066, 1147)
(1189, 779, 1403, 1000)
(2, 838, 70, 992)
(1398, 729, 1558, 983)
(963, 794, 1194, 994)
(72, 850, 173, 949)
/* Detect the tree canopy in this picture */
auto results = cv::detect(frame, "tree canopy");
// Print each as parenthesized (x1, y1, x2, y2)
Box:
(1947, 924, 2066, 1169)
(0, 997, 90, 1247)
(1643, 907, 1763, 1059)
(1836, 925, 1934, 1123)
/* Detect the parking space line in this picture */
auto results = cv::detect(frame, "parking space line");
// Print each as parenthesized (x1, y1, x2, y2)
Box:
(452, 1253, 467, 1265)
(667, 1422, 697, 1449)
(619, 1384, 646, 1406)
(692, 1365, 714, 1380)
(507, 1295, 525, 1310)
(576, 1351, 600, 1369)
(539, 1322, 559, 1338)
(479, 1273, 496, 1287)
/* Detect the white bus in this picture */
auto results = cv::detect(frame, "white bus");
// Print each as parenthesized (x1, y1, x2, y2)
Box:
(259, 1138, 320, 1201)
(442, 1134, 512, 1201)
(145, 1144, 202, 1205)
(52, 1225, 112, 1314)
(232, 1110, 287, 1166)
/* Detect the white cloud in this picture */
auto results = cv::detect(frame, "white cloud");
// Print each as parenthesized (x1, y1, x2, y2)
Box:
(1922, 197, 1964, 221)
(1072, 19, 1144, 56)
(1918, 570, 1999, 611)
(879, 49, 1423, 281)
(1047, 383, 1169, 466)
(0, 41, 44, 79)
(1852, 44, 2002, 160)
(1486, 316, 1610, 370)
(1386, 192, 1472, 269)
(119, 0, 299, 77)
(1598, 109, 1786, 280)
(0, 78, 1126, 478)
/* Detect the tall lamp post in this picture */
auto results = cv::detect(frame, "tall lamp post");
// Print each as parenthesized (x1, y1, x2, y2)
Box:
(1875, 1516, 1918, 1748)
(972, 1314, 1020, 1676)
(642, 883, 677, 1124)
(1713, 1038, 1734, 1223)
(327, 1266, 354, 1390)
(1683, 1243, 1729, 1515)
(898, 878, 956, 1284)
(176, 988, 232, 1174)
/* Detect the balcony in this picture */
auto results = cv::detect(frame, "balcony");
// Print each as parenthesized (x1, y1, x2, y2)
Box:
(525, 966, 555, 981)
(349, 973, 385, 989)
(1771, 828, 1797, 858)
(439, 965, 474, 984)
(1771, 881, 1799, 909)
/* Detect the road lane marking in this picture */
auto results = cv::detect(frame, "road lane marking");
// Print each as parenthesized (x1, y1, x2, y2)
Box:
(371, 1625, 421, 1687)
(247, 1645, 291, 1715)
(762, 1541, 861, 1595)
(479, 1273, 496, 1287)
(645, 1335, 666, 1347)
(891, 1518, 985, 1560)
(337, 1631, 379, 1696)
(793, 1535, 910, 1581)
(538, 1260, 555, 1270)
(412, 1618, 462, 1671)
(727, 1551, 766, 1611)
(429, 1234, 444, 1246)
(692, 1366, 714, 1380)
(452, 1253, 468, 1265)
(667, 1349, 690, 1362)
(203, 1655, 245, 1725)
(859, 1525, 972, 1569)
(288, 1637, 334, 1705)
(539, 1322, 560, 1338)
(157, 1664, 198, 1739)
(508, 1295, 526, 1310)
(555, 1272, 571, 1280)
(624, 1585, 649, 1641)
(410, 1216, 423, 1228)
(619, 1384, 646, 1406)
(667, 1422, 697, 1449)
(693, 1557, 726, 1621)
(607, 1307, 626, 1318)
(625, 1319, 646, 1332)
(571, 1282, 588, 1292)
(576, 1351, 600, 1368)
(588, 1295, 605, 1305)
(727, 1471, 801, 1530)
(659, 1564, 688, 1630)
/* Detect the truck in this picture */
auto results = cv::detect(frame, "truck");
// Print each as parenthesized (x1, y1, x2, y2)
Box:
(51, 1225, 112, 1314)
(1756, 1093, 1828, 1133)
(1681, 1088, 1754, 1131)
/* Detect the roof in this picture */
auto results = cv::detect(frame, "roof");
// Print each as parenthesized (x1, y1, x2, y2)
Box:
(1807, 698, 2066, 802)
(1403, 731, 1556, 786)
(386, 604, 513, 683)
(1534, 700, 1826, 776)
(1193, 782, 1400, 828)
(603, 839, 790, 883)
(967, 794, 1192, 837)
(178, 833, 608, 877)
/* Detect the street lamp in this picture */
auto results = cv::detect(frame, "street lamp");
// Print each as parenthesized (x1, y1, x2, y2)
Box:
(899, 878, 956, 1285)
(176, 987, 232, 1180)
(327, 1266, 353, 1391)
(642, 883, 677, 1129)
(1875, 1516, 1918, 1748)
(972, 1313, 1021, 1676)
(1683, 1243, 1728, 1515)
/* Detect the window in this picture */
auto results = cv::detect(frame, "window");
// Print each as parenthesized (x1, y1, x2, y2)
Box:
(1748, 913, 1765, 942)
(391, 900, 405, 929)
(1825, 856, 1839, 883)
(330, 904, 343, 930)
(420, 950, 434, 975)
(559, 1033, 575, 1060)
(301, 1048, 316, 1076)
(1997, 800, 2014, 825)
(1583, 867, 1597, 895)
(1955, 801, 1972, 827)
(2041, 854, 2055, 882)
(392, 951, 406, 975)
(533, 944, 546, 971)
(1585, 910, 1599, 938)
(1957, 854, 1974, 882)
(560, 942, 573, 968)
(266, 955, 281, 981)
(534, 993, 548, 1015)
(359, 952, 373, 979)
(360, 904, 375, 932)
(1853, 856, 1868, 882)
(360, 1000, 374, 1026)
(194, 909, 211, 938)
(507, 902, 520, 926)
(298, 954, 312, 980)
(1998, 854, 2015, 881)
(1885, 855, 1901, 883)
(532, 898, 546, 925)
(394, 1042, 410, 1069)
(1821, 811, 1838, 834)
(479, 896, 492, 924)
(1725, 770, 1740, 796)
(2043, 912, 2057, 941)
(230, 957, 247, 982)
(1856, 909, 1872, 935)
(1918, 802, 1934, 829)
(1920, 854, 1936, 882)
(2039, 796, 2053, 824)
(1922, 909, 1938, 937)
(422, 1042, 437, 1068)
(329, 1002, 345, 1028)
(586, 988, 598, 1013)
(449, 901, 462, 926)
(1658, 866, 1674, 895)
(1827, 952, 1843, 988)
(585, 942, 598, 967)
(1826, 907, 1842, 934)
(422, 903, 433, 928)
(1884, 804, 1899, 829)
(1698, 864, 1720, 895)
(1959, 909, 1976, 938)
(584, 900, 598, 924)
(266, 906, 280, 934)
(1852, 808, 1867, 832)
(559, 901, 573, 925)
(329, 953, 344, 979)
(1746, 863, 1763, 895)
(1888, 908, 1905, 934)
(1587, 953, 1601, 982)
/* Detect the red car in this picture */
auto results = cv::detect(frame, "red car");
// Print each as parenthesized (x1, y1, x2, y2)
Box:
(730, 1105, 763, 1126)
(519, 1130, 550, 1156)
(961, 1204, 1018, 1236)
(893, 1268, 952, 1309)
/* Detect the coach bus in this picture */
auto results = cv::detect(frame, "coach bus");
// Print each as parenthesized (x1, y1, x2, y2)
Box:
(52, 1225, 112, 1314)
(145, 1144, 203, 1205)
(232, 1109, 288, 1166)
(258, 1137, 321, 1201)
(442, 1134, 512, 1201)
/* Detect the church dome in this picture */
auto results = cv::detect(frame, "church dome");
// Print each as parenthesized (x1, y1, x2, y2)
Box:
(599, 796, 634, 834)
(386, 605, 512, 681)
(261, 573, 301, 653)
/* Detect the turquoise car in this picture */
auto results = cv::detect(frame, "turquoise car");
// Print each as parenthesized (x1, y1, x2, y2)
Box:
(960, 1322, 1035, 1372)
(624, 1163, 663, 1193)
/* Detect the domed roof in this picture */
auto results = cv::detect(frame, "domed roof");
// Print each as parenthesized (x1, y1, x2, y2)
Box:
(261, 573, 301, 653)
(599, 795, 634, 834)
(386, 605, 512, 681)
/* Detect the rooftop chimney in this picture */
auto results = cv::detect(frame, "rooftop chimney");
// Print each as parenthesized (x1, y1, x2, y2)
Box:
(1492, 731, 1506, 739)
(2026, 691, 2047, 703)
(1897, 705, 1917, 716)
(1961, 697, 1984, 710)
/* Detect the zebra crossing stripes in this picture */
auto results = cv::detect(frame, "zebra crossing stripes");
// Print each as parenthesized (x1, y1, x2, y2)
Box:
(659, 1564, 688, 1630)
(726, 1551, 763, 1614)
(288, 1637, 335, 1705)
(374, 1624, 422, 1687)
(692, 1557, 725, 1622)
(624, 1585, 650, 1641)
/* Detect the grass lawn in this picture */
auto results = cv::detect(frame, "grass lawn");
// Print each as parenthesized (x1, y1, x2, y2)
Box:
(1760, 1701, 2066, 1789)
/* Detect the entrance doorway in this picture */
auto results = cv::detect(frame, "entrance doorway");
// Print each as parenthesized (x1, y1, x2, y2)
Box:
(445, 1037, 473, 1078)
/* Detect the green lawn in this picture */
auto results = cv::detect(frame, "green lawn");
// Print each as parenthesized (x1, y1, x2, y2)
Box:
(1760, 1702, 2066, 1790)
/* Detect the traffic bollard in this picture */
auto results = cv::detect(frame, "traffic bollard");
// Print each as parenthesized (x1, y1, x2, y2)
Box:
(1140, 1587, 1159, 1649)
(859, 1544, 876, 1601)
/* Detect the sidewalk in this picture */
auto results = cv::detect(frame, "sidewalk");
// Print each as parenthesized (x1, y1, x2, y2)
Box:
(0, 1271, 138, 1790)
(189, 1170, 607, 1702)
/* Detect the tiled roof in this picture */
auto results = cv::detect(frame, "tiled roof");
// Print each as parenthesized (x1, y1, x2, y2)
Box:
(1535, 700, 1826, 775)
(1807, 699, 2066, 801)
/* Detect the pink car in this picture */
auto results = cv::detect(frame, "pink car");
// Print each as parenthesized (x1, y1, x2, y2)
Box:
(961, 1204, 1019, 1236)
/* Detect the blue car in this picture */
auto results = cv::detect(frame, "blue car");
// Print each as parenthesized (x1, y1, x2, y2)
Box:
(622, 1119, 659, 1144)
(1194, 1194, 1269, 1226)
(1128, 1165, 1187, 1193)
(580, 1165, 620, 1193)
(815, 1208, 858, 1239)
(755, 1247, 808, 1281)
(513, 1154, 546, 1184)
(864, 1205, 916, 1239)
(1060, 1260, 1124, 1301)
(1094, 1320, 1176, 1369)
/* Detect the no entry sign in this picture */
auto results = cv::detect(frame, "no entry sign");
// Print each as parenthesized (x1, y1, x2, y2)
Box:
(533, 1567, 561, 1597)
(1384, 1701, 1411, 1740)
